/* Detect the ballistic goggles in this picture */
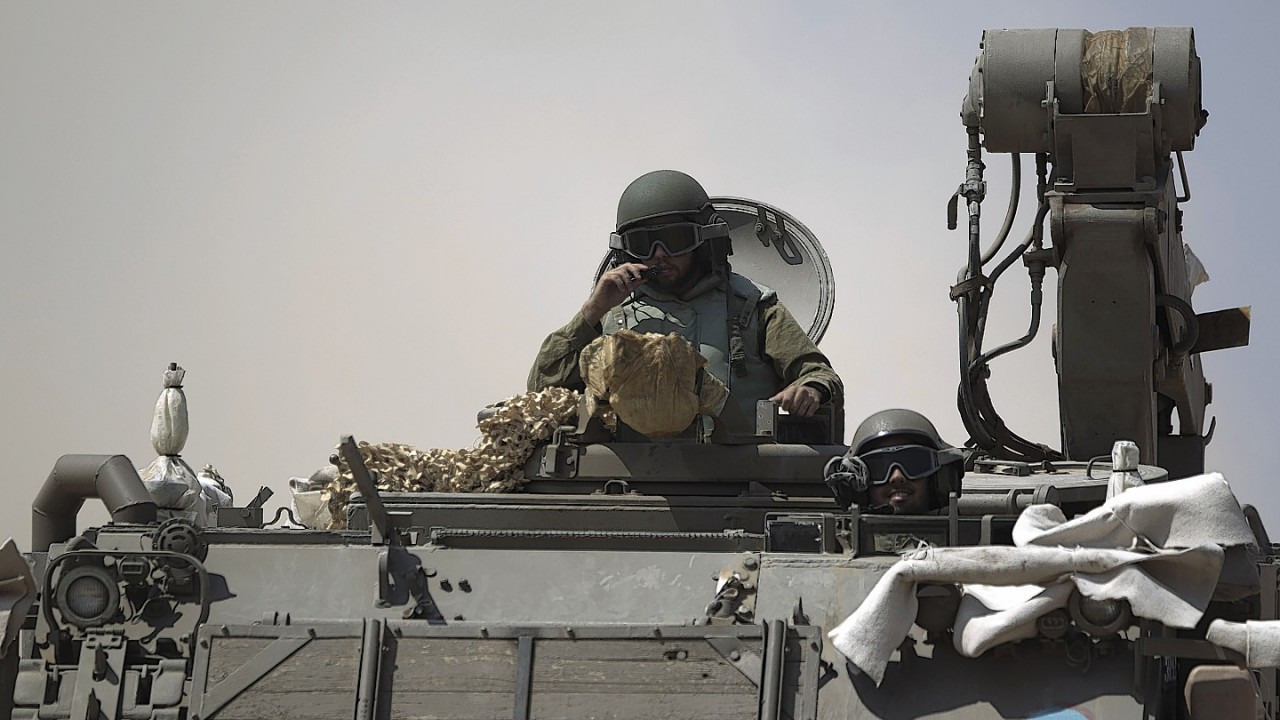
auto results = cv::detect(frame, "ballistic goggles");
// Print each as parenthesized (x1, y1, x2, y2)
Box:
(860, 444, 955, 485)
(609, 221, 729, 261)
(825, 444, 955, 492)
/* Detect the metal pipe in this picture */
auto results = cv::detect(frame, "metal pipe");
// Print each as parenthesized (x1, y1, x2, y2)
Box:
(354, 618, 382, 720)
(963, 127, 986, 267)
(759, 619, 786, 720)
(515, 636, 534, 720)
(32, 455, 157, 552)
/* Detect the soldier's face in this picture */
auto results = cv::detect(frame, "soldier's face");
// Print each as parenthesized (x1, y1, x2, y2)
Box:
(862, 434, 935, 514)
(646, 244, 700, 293)
(868, 468, 931, 514)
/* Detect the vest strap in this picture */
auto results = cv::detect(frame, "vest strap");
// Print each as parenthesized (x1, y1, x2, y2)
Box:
(729, 289, 761, 378)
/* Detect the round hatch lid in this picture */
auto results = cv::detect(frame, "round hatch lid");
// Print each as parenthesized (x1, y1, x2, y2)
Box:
(596, 197, 836, 343)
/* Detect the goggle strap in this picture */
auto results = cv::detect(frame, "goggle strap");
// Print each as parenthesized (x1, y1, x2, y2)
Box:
(824, 455, 869, 492)
(701, 223, 730, 241)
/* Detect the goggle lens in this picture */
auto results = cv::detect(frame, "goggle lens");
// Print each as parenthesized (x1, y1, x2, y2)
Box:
(610, 221, 728, 261)
(858, 445, 940, 485)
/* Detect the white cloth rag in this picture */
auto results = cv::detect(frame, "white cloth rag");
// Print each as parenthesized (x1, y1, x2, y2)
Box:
(829, 473, 1256, 685)
(1207, 619, 1280, 668)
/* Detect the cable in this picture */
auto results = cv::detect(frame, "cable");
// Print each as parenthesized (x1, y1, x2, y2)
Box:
(981, 154, 1021, 266)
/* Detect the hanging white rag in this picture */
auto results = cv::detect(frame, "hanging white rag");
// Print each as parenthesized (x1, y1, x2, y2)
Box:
(829, 472, 1257, 685)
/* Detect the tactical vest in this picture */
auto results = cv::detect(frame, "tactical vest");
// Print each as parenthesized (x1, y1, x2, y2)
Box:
(603, 272, 783, 421)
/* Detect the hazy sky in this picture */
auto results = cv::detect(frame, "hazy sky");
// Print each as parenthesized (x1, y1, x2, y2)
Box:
(3, 3, 1277, 546)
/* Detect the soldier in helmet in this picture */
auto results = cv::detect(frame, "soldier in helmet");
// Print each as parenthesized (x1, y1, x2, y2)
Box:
(825, 409, 966, 514)
(528, 170, 842, 422)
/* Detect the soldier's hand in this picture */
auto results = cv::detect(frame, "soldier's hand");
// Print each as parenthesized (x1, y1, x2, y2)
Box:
(582, 263, 650, 325)
(771, 384, 822, 417)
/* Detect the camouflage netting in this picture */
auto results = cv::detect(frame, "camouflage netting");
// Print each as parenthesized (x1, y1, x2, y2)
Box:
(580, 329, 728, 437)
(316, 332, 721, 529)
(320, 387, 580, 529)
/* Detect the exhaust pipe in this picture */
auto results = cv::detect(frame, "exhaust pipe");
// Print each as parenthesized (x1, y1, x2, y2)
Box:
(32, 455, 157, 552)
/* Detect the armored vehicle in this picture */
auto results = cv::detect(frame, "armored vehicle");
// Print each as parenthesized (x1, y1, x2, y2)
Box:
(1, 26, 1270, 720)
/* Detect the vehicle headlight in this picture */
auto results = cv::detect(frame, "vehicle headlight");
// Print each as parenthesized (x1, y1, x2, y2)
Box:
(55, 565, 120, 628)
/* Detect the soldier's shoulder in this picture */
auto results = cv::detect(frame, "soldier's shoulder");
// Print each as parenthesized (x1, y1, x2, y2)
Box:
(727, 272, 777, 304)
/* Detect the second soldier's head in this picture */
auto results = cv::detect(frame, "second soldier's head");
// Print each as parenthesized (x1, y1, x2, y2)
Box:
(826, 409, 965, 514)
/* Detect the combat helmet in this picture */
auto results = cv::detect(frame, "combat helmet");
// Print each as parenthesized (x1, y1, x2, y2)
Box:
(616, 170, 715, 230)
(610, 170, 733, 266)
(826, 409, 965, 512)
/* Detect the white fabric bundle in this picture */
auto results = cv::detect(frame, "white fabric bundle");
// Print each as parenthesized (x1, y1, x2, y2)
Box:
(290, 473, 334, 530)
(197, 464, 233, 514)
(1105, 440, 1144, 499)
(139, 456, 203, 511)
(150, 364, 189, 455)
(829, 473, 1256, 684)
(139, 364, 206, 525)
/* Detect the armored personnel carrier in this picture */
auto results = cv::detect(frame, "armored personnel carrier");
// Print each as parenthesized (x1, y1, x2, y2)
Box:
(2, 26, 1269, 720)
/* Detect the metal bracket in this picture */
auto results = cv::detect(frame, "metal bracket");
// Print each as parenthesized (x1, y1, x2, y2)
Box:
(948, 492, 960, 547)
(706, 636, 763, 686)
(514, 637, 534, 720)
(216, 486, 275, 527)
(377, 550, 392, 607)
(71, 631, 125, 720)
(246, 486, 274, 510)
(538, 428, 580, 478)
(754, 400, 778, 439)
(402, 566, 445, 623)
(600, 480, 631, 496)
(375, 546, 444, 623)
(754, 206, 803, 265)
(214, 506, 265, 529)
(706, 555, 760, 624)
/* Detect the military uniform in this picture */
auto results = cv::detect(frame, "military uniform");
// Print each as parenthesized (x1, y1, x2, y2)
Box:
(528, 270, 842, 420)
